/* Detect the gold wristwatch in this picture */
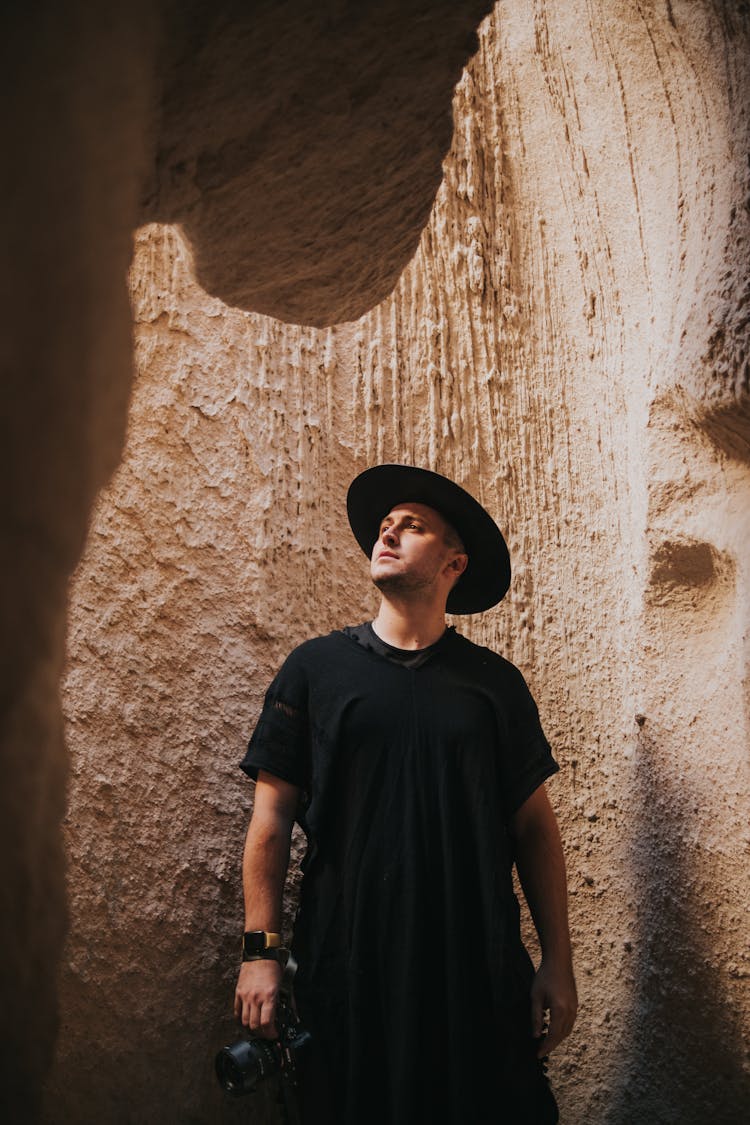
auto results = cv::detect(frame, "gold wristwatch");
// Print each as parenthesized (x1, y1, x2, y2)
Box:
(241, 930, 284, 961)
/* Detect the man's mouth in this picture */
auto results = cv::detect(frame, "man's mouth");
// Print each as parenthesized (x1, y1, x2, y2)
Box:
(377, 551, 398, 560)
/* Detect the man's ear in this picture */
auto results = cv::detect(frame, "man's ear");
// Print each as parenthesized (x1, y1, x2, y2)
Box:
(448, 553, 468, 579)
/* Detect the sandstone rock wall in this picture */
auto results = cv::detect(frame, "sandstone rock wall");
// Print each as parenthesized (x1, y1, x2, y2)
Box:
(0, 2, 493, 1116)
(45, 2, 749, 1122)
(146, 0, 495, 325)
(0, 4, 156, 1116)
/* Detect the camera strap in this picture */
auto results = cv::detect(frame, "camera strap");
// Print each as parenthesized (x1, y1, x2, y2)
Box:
(277, 953, 304, 1125)
(281, 951, 298, 992)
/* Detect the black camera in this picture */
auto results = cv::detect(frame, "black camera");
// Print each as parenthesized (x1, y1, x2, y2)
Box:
(215, 992, 311, 1098)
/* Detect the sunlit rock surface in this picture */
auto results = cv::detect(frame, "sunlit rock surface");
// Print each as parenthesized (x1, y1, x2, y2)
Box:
(3, 1, 749, 1122)
(53, 4, 750, 1121)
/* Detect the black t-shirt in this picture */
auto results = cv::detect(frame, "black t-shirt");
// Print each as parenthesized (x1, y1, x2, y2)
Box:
(241, 627, 559, 1125)
(342, 620, 445, 668)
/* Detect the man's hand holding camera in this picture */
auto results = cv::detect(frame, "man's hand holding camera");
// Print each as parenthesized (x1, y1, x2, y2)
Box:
(234, 958, 282, 1040)
(220, 945, 311, 1100)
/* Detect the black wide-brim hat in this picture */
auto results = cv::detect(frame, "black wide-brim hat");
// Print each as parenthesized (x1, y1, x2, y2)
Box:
(346, 464, 511, 614)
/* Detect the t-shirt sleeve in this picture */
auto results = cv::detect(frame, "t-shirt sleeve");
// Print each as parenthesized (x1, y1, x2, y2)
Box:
(240, 648, 310, 789)
(500, 663, 559, 817)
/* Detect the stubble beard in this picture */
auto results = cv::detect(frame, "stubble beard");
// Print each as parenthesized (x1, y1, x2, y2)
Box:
(372, 570, 435, 598)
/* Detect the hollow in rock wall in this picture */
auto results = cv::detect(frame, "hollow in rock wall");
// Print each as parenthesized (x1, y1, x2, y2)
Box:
(50, 3, 749, 1122)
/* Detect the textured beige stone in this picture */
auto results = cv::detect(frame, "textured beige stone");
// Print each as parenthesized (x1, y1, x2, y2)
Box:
(4, 0, 749, 1122)
(146, 0, 495, 324)
(48, 4, 750, 1122)
(1, 3, 491, 1118)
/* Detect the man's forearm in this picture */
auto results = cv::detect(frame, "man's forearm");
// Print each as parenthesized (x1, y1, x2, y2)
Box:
(242, 815, 292, 932)
(514, 804, 573, 963)
(235, 773, 299, 1039)
(511, 784, 577, 1054)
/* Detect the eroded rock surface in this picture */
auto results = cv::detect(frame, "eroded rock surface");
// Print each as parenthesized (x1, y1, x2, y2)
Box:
(3, 1, 749, 1122)
(146, 0, 495, 325)
(48, 3, 750, 1122)
(1, 1, 491, 1118)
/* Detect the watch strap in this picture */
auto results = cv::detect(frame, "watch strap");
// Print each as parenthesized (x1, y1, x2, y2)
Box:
(242, 947, 285, 963)
(242, 930, 283, 959)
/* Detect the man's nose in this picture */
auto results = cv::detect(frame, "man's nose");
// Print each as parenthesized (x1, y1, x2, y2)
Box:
(382, 525, 398, 545)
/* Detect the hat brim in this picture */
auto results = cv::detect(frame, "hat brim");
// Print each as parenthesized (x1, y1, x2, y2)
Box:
(346, 464, 510, 614)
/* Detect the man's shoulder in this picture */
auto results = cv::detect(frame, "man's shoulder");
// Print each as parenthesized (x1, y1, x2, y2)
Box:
(282, 630, 348, 664)
(447, 633, 542, 717)
(447, 630, 526, 683)
(266, 631, 349, 689)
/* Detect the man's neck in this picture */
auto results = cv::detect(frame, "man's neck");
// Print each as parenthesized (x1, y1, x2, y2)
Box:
(372, 597, 448, 650)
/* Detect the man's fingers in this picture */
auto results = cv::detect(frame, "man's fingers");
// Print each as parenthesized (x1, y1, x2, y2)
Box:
(244, 994, 278, 1039)
(536, 1002, 576, 1058)
(251, 998, 277, 1039)
(530, 962, 578, 1057)
(530, 990, 545, 1040)
(537, 1023, 560, 1057)
(258, 999, 278, 1039)
(234, 961, 283, 1038)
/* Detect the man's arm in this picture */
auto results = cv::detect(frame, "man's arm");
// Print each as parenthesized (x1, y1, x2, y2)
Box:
(234, 770, 300, 1039)
(511, 783, 578, 1058)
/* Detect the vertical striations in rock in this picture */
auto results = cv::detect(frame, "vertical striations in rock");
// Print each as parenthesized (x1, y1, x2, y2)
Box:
(52, 3, 750, 1123)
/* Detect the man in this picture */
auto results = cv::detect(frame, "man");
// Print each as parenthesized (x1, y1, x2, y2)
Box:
(235, 464, 577, 1124)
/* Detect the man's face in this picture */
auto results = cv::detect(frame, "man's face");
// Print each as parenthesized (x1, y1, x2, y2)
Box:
(369, 502, 466, 599)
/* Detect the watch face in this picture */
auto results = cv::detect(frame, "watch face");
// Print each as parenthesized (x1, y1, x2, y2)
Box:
(243, 931, 281, 955)
(243, 932, 266, 955)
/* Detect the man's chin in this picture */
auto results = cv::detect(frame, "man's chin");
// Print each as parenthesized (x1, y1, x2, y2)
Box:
(372, 572, 401, 594)
(371, 561, 397, 585)
(372, 573, 428, 596)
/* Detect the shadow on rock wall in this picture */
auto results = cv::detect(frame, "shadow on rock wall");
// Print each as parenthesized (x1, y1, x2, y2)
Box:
(608, 503, 750, 1121)
(9, 2, 749, 1123)
(609, 722, 750, 1123)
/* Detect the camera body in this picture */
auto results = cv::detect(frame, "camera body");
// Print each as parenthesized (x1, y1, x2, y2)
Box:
(216, 992, 311, 1098)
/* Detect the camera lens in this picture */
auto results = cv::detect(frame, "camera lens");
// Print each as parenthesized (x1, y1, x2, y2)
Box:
(215, 1038, 279, 1096)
